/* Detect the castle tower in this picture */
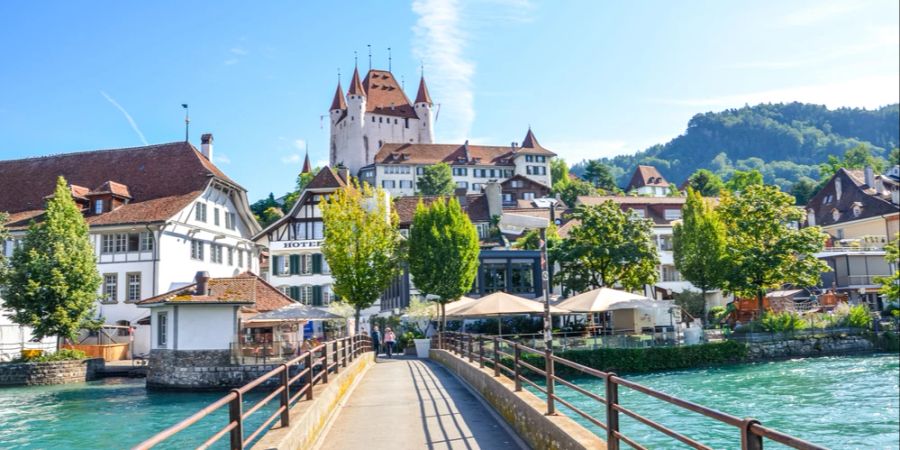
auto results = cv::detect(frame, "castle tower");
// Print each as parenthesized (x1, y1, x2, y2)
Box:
(414, 76, 434, 144)
(329, 82, 347, 166)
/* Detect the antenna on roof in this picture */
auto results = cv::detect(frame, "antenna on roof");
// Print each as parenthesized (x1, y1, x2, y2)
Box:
(354, 51, 358, 68)
(181, 104, 189, 142)
(388, 47, 392, 72)
(367, 44, 372, 70)
(420, 60, 424, 77)
(337, 67, 341, 84)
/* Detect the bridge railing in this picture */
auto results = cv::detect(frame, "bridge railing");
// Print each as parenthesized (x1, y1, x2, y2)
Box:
(441, 332, 826, 450)
(133, 335, 372, 450)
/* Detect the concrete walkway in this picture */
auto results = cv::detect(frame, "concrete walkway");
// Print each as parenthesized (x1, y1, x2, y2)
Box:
(317, 355, 526, 450)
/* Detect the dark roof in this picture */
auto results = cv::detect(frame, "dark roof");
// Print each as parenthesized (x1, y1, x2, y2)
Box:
(138, 272, 294, 312)
(805, 168, 898, 228)
(394, 194, 491, 227)
(415, 76, 433, 105)
(0, 141, 239, 230)
(302, 153, 313, 174)
(627, 165, 671, 190)
(305, 166, 347, 190)
(501, 174, 551, 191)
(330, 82, 347, 110)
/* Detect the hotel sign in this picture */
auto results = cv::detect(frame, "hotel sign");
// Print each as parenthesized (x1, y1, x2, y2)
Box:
(270, 240, 324, 251)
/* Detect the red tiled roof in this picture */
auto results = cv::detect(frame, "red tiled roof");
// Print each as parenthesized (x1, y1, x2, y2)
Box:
(138, 272, 294, 312)
(305, 166, 346, 190)
(806, 168, 898, 228)
(89, 180, 132, 198)
(375, 142, 549, 166)
(362, 70, 417, 119)
(415, 76, 432, 105)
(330, 82, 347, 110)
(0, 141, 239, 230)
(348, 67, 365, 96)
(394, 194, 491, 227)
(627, 165, 670, 189)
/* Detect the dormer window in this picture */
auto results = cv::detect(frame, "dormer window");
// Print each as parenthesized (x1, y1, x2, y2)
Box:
(94, 199, 104, 214)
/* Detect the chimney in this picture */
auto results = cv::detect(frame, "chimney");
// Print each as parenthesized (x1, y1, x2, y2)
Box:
(201, 133, 214, 161)
(195, 271, 211, 296)
(485, 181, 502, 218)
(454, 188, 468, 207)
(864, 166, 875, 188)
(337, 166, 351, 184)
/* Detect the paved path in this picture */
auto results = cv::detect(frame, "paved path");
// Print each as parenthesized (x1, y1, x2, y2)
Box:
(318, 355, 526, 450)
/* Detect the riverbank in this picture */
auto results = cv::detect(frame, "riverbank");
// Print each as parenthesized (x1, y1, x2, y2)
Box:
(0, 358, 104, 387)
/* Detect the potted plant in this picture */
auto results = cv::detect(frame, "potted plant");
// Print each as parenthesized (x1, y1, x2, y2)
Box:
(405, 297, 437, 358)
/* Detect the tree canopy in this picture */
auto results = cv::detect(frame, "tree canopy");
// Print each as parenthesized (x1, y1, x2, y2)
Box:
(686, 169, 724, 197)
(3, 176, 102, 340)
(723, 169, 763, 193)
(874, 234, 899, 304)
(673, 188, 727, 308)
(717, 184, 829, 312)
(0, 212, 8, 283)
(550, 158, 570, 192)
(417, 163, 456, 196)
(321, 180, 403, 332)
(582, 160, 619, 192)
(553, 201, 659, 293)
(555, 178, 597, 206)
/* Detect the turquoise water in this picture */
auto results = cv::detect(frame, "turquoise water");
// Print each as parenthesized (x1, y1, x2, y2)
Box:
(540, 354, 899, 449)
(0, 378, 275, 449)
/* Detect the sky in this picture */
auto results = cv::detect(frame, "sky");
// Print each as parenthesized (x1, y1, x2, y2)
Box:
(1, 0, 898, 200)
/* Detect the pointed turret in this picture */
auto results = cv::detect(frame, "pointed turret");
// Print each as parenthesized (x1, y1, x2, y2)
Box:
(330, 82, 347, 110)
(521, 127, 541, 149)
(348, 67, 365, 97)
(302, 151, 312, 174)
(414, 76, 433, 105)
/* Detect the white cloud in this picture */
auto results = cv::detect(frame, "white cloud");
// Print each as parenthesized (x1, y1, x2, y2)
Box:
(293, 139, 307, 151)
(780, 1, 864, 27)
(230, 47, 248, 56)
(99, 90, 148, 145)
(412, 0, 476, 142)
(281, 154, 302, 164)
(214, 154, 231, 165)
(653, 74, 900, 110)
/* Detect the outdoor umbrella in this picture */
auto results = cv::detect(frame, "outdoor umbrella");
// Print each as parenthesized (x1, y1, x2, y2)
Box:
(450, 291, 569, 335)
(554, 287, 668, 312)
(244, 303, 343, 325)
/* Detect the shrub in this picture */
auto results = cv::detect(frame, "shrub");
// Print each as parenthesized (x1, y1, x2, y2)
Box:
(759, 311, 808, 332)
(674, 290, 706, 322)
(708, 306, 728, 324)
(19, 349, 87, 363)
(847, 304, 873, 329)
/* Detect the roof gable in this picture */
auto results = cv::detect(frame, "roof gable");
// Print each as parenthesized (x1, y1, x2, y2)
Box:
(627, 165, 670, 189)
(806, 168, 898, 227)
(362, 69, 417, 119)
(138, 272, 294, 312)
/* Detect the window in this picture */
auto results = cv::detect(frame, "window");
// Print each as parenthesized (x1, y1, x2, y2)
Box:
(211, 244, 223, 263)
(225, 212, 237, 230)
(157, 312, 168, 347)
(502, 193, 514, 203)
(472, 183, 483, 192)
(404, 118, 409, 128)
(385, 165, 410, 174)
(482, 262, 507, 294)
(416, 166, 425, 175)
(523, 192, 535, 200)
(526, 155, 534, 162)
(510, 261, 535, 294)
(382, 180, 396, 189)
(474, 169, 487, 178)
(664, 209, 682, 221)
(115, 234, 128, 253)
(477, 223, 490, 239)
(510, 180, 524, 188)
(102, 235, 115, 254)
(227, 247, 234, 265)
(536, 156, 546, 162)
(128, 233, 140, 252)
(297, 285, 313, 304)
(127, 273, 141, 302)
(399, 180, 413, 189)
(214, 208, 220, 226)
(456, 181, 469, 189)
(630, 209, 646, 218)
(526, 166, 547, 176)
(273, 255, 290, 276)
(195, 202, 207, 222)
(452, 167, 468, 176)
(323, 285, 333, 304)
(102, 274, 118, 303)
(94, 199, 104, 214)
(238, 249, 244, 267)
(191, 240, 204, 260)
(139, 232, 154, 251)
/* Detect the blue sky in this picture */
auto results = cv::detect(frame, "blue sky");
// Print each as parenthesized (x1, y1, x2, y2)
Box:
(1, 1, 897, 200)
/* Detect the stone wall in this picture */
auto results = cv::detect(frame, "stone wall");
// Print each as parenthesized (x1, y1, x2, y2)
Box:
(746, 334, 874, 360)
(147, 349, 287, 390)
(0, 358, 104, 386)
(431, 349, 606, 450)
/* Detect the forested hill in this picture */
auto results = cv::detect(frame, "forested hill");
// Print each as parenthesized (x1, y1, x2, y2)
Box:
(574, 102, 900, 190)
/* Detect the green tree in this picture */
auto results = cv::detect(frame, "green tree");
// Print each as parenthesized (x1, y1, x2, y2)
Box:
(514, 223, 561, 251)
(0, 212, 9, 283)
(874, 235, 899, 304)
(583, 160, 618, 191)
(3, 176, 102, 342)
(553, 201, 659, 293)
(673, 188, 727, 316)
(819, 144, 887, 185)
(408, 197, 480, 337)
(550, 158, 571, 192)
(724, 169, 763, 193)
(717, 184, 829, 313)
(790, 178, 818, 205)
(321, 180, 403, 333)
(687, 169, 724, 197)
(557, 178, 598, 206)
(418, 163, 455, 195)
(259, 206, 285, 227)
(667, 184, 683, 197)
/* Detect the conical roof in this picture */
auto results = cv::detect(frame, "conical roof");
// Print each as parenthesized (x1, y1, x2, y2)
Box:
(330, 82, 347, 110)
(302, 152, 312, 174)
(521, 128, 541, 149)
(348, 67, 365, 96)
(415, 76, 433, 105)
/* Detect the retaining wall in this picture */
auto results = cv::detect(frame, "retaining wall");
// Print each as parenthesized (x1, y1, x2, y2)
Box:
(745, 334, 874, 360)
(0, 358, 105, 386)
(147, 349, 288, 390)
(431, 349, 606, 450)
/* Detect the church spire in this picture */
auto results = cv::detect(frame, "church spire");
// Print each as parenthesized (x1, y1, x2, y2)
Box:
(348, 67, 365, 97)
(414, 75, 433, 105)
(521, 127, 541, 149)
(330, 81, 347, 110)
(302, 149, 312, 174)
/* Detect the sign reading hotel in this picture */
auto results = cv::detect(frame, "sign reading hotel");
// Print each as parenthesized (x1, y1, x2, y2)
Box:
(270, 240, 324, 251)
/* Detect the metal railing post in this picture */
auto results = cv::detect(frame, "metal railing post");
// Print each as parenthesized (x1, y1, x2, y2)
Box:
(741, 418, 764, 450)
(478, 336, 485, 368)
(333, 341, 340, 374)
(305, 352, 314, 401)
(280, 364, 290, 428)
(468, 334, 474, 363)
(493, 337, 500, 377)
(342, 339, 348, 367)
(322, 345, 329, 383)
(606, 374, 619, 450)
(228, 389, 243, 450)
(545, 348, 555, 415)
(513, 343, 522, 391)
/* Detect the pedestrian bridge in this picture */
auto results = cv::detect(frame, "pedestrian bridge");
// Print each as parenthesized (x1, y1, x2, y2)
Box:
(134, 334, 826, 450)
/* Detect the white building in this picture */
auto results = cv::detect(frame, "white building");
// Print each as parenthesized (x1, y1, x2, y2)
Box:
(330, 67, 434, 176)
(625, 165, 673, 197)
(0, 135, 261, 355)
(359, 129, 555, 197)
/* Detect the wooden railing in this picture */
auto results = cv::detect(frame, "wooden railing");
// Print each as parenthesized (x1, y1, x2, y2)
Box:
(133, 335, 372, 450)
(441, 332, 826, 450)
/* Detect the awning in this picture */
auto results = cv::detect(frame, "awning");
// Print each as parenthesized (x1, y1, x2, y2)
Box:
(555, 287, 670, 313)
(766, 289, 804, 299)
(245, 303, 342, 323)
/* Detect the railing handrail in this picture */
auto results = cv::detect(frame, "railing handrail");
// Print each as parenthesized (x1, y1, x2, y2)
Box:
(440, 331, 827, 450)
(134, 334, 372, 450)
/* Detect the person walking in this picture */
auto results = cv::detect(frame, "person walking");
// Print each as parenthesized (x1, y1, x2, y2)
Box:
(370, 326, 381, 357)
(384, 327, 396, 359)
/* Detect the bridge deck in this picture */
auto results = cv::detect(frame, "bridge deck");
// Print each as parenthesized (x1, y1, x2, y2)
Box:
(316, 355, 526, 450)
